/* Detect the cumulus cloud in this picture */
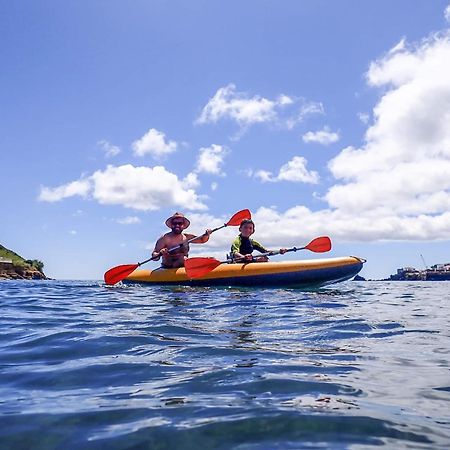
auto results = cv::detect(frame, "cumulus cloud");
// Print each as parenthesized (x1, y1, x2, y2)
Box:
(132, 128, 178, 158)
(302, 127, 340, 145)
(196, 84, 323, 132)
(252, 156, 319, 184)
(445, 4, 450, 23)
(226, 27, 450, 246)
(195, 144, 229, 175)
(39, 164, 207, 211)
(38, 179, 91, 202)
(97, 140, 120, 157)
(319, 30, 450, 240)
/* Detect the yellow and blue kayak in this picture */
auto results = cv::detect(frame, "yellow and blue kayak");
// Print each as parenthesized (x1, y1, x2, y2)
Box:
(123, 256, 365, 288)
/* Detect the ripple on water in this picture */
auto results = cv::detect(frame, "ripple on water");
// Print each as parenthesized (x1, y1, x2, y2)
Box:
(0, 280, 449, 449)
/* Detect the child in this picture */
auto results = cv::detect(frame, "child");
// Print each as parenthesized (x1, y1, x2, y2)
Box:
(230, 219, 287, 262)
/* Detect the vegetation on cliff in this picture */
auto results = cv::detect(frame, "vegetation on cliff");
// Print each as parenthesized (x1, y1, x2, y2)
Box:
(0, 244, 48, 280)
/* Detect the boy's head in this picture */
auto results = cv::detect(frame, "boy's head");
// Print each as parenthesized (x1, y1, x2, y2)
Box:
(239, 219, 255, 236)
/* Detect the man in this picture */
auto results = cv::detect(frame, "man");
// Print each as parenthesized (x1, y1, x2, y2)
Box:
(152, 212, 212, 268)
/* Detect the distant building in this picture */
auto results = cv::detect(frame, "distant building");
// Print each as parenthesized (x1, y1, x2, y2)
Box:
(390, 263, 450, 281)
(0, 257, 13, 264)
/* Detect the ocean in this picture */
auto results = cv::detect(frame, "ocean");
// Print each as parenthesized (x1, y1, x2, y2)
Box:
(0, 280, 449, 449)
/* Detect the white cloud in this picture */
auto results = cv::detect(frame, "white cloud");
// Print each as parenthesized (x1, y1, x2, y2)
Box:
(195, 144, 229, 175)
(197, 84, 279, 126)
(218, 30, 450, 246)
(294, 101, 325, 124)
(39, 164, 207, 211)
(389, 38, 406, 55)
(91, 165, 206, 211)
(38, 179, 91, 202)
(302, 127, 340, 145)
(196, 84, 323, 132)
(358, 112, 370, 124)
(248, 206, 450, 245)
(182, 172, 201, 189)
(116, 216, 141, 225)
(317, 30, 450, 240)
(98, 140, 120, 157)
(253, 156, 319, 184)
(132, 128, 178, 158)
(445, 4, 450, 23)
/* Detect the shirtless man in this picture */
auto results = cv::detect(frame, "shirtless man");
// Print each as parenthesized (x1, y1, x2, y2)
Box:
(152, 212, 212, 268)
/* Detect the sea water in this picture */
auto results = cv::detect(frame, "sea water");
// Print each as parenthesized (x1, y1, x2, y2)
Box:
(0, 280, 449, 449)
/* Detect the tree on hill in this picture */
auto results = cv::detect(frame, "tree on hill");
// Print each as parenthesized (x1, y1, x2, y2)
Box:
(26, 259, 45, 272)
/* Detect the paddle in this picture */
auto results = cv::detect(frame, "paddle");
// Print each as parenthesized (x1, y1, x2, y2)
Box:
(104, 209, 251, 285)
(184, 236, 332, 279)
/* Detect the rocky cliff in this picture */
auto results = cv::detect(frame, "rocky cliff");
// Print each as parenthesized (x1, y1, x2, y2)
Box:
(0, 244, 49, 280)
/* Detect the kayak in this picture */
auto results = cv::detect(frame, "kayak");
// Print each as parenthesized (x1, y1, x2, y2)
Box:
(122, 256, 365, 288)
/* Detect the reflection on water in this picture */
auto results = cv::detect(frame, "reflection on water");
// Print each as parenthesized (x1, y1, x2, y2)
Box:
(0, 280, 449, 449)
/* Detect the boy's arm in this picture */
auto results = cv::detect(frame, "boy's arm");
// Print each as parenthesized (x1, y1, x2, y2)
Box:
(252, 239, 268, 253)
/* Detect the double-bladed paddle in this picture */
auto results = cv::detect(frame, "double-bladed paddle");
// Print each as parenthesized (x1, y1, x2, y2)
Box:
(104, 209, 251, 285)
(184, 236, 332, 279)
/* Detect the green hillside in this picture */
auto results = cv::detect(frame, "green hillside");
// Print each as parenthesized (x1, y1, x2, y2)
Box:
(0, 244, 44, 271)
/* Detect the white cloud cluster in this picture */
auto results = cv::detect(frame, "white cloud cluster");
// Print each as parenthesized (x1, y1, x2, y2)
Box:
(132, 128, 178, 158)
(445, 4, 450, 23)
(197, 84, 322, 131)
(325, 32, 450, 224)
(39, 164, 207, 211)
(302, 127, 340, 145)
(231, 26, 450, 245)
(253, 156, 319, 184)
(195, 144, 229, 175)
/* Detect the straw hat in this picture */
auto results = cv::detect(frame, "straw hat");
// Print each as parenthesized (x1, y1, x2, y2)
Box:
(165, 212, 190, 229)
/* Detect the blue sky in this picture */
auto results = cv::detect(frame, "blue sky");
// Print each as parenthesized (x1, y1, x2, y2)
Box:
(2, 0, 450, 280)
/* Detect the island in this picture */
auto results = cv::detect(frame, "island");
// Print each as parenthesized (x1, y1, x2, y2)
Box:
(0, 244, 48, 280)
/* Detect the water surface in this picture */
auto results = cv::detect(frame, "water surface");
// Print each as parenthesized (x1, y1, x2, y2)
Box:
(0, 280, 449, 449)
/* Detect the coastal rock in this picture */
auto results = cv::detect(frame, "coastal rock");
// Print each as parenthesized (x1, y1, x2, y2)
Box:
(0, 244, 49, 280)
(0, 265, 48, 280)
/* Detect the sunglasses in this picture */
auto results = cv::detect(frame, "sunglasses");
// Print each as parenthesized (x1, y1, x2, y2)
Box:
(172, 221, 185, 226)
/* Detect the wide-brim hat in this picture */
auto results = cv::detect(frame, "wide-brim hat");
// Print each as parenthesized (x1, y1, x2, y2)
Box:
(165, 212, 190, 229)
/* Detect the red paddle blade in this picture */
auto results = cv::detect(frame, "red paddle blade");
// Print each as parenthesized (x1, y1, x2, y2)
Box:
(104, 263, 139, 285)
(226, 209, 251, 226)
(184, 257, 222, 279)
(305, 236, 332, 253)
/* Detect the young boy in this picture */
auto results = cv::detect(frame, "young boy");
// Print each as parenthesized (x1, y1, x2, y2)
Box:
(230, 219, 287, 262)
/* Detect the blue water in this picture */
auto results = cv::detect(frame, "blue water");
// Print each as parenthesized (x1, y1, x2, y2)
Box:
(0, 280, 449, 449)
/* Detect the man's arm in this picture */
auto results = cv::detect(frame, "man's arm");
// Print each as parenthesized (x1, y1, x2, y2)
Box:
(152, 236, 166, 259)
(187, 229, 212, 244)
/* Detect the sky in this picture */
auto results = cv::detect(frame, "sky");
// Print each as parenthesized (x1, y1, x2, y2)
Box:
(1, 0, 450, 280)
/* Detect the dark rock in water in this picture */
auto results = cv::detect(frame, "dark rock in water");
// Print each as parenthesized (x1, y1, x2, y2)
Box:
(353, 275, 366, 281)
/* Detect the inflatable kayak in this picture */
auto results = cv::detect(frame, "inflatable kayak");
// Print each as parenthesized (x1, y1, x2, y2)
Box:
(122, 256, 365, 288)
